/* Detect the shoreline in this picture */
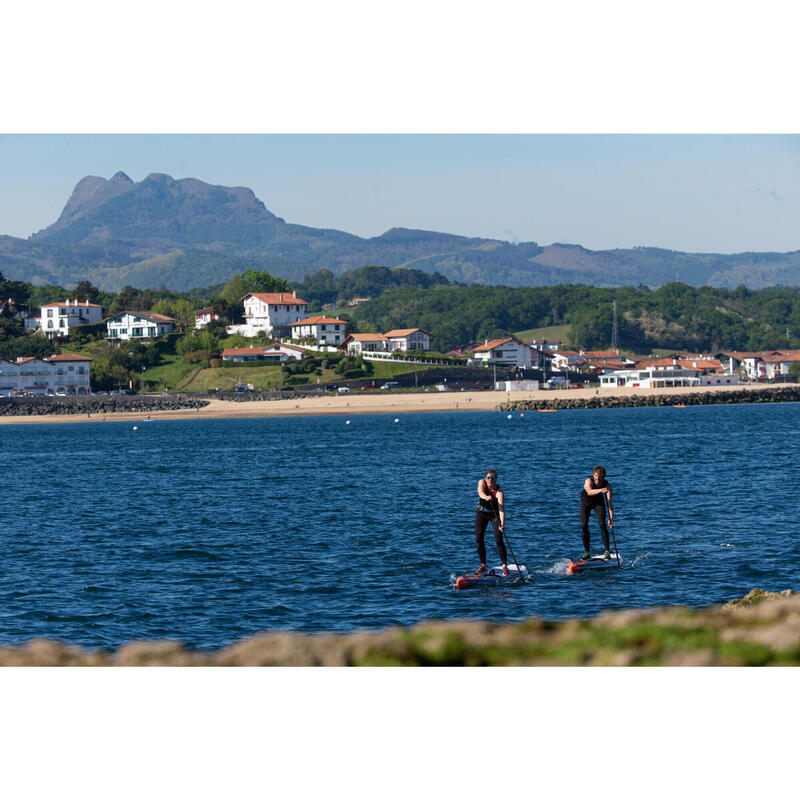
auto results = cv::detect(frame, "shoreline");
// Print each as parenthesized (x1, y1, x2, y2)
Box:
(0, 383, 795, 425)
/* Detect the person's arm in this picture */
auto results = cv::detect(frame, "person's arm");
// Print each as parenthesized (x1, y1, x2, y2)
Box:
(495, 489, 505, 530)
(478, 479, 493, 501)
(605, 483, 614, 527)
(584, 477, 607, 496)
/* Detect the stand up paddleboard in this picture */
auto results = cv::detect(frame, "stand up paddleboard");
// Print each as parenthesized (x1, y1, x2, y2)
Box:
(455, 564, 528, 590)
(566, 554, 623, 574)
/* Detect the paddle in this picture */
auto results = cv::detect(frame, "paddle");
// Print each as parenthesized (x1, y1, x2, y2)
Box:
(496, 515, 528, 582)
(607, 496, 621, 568)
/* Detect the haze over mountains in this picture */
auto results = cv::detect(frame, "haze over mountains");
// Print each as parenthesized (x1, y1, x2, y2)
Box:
(1, 171, 799, 292)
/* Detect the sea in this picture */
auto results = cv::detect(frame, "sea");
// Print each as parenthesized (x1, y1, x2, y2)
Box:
(1, 401, 798, 651)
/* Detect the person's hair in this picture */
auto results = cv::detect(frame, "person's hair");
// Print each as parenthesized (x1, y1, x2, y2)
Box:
(593, 465, 606, 479)
(484, 469, 498, 479)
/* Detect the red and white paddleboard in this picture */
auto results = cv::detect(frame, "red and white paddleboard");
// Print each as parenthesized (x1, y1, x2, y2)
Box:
(455, 564, 528, 590)
(566, 554, 623, 574)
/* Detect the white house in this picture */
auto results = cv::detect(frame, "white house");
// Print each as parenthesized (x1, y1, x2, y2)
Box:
(759, 351, 800, 379)
(384, 328, 432, 352)
(233, 292, 309, 338)
(41, 299, 104, 338)
(106, 311, 175, 341)
(289, 316, 348, 345)
(551, 350, 584, 372)
(194, 307, 218, 329)
(221, 344, 304, 362)
(471, 338, 532, 367)
(342, 333, 389, 354)
(0, 354, 92, 396)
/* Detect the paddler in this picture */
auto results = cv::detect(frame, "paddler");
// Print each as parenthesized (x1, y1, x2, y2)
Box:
(474, 469, 508, 575)
(580, 465, 613, 560)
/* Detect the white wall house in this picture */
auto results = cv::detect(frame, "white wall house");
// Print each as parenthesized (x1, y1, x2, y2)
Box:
(106, 311, 175, 341)
(599, 366, 703, 388)
(342, 333, 389, 354)
(289, 316, 348, 345)
(41, 299, 104, 339)
(231, 292, 309, 338)
(0, 354, 92, 396)
(384, 328, 432, 352)
(760, 351, 800, 379)
(551, 350, 584, 372)
(471, 338, 532, 367)
(194, 307, 218, 329)
(221, 344, 305, 362)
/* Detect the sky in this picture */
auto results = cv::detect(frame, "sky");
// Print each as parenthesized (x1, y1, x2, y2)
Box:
(1, 133, 799, 254)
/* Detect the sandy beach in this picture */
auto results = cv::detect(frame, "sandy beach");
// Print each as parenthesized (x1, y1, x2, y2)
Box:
(0, 383, 776, 424)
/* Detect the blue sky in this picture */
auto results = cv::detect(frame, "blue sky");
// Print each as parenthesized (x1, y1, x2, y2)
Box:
(1, 134, 798, 253)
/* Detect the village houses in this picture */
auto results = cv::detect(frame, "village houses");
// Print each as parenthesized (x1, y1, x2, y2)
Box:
(194, 307, 218, 329)
(0, 354, 92, 396)
(289, 316, 348, 346)
(106, 311, 176, 341)
(40, 299, 103, 339)
(226, 292, 309, 338)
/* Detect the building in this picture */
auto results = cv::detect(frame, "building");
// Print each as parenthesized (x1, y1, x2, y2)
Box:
(106, 311, 176, 341)
(528, 339, 562, 351)
(0, 354, 92, 396)
(341, 333, 389, 354)
(760, 350, 800, 379)
(231, 292, 309, 338)
(221, 344, 304, 362)
(289, 316, 348, 345)
(40, 299, 103, 339)
(384, 328, 432, 352)
(471, 338, 532, 367)
(194, 307, 218, 329)
(347, 298, 370, 308)
(550, 350, 584, 372)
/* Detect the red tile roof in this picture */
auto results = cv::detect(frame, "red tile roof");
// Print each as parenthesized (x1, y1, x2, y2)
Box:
(289, 316, 347, 326)
(243, 293, 308, 305)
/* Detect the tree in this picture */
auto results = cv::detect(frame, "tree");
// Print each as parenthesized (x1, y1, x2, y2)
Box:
(73, 280, 101, 304)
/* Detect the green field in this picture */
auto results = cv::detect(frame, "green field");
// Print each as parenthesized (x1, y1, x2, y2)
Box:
(512, 323, 572, 345)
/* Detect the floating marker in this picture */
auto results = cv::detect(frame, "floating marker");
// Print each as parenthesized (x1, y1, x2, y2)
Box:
(346, 420, 351, 425)
(132, 426, 138, 430)
(394, 418, 399, 423)
(507, 414, 512, 419)
(520, 413, 525, 418)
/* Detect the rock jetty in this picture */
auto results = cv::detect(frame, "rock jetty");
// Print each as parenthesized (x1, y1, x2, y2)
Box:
(498, 385, 800, 412)
(0, 588, 797, 666)
(0, 395, 209, 417)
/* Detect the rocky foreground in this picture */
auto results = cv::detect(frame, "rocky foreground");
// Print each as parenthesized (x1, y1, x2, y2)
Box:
(499, 384, 800, 411)
(1, 589, 798, 666)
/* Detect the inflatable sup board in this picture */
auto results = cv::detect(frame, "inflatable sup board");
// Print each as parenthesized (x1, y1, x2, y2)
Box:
(566, 553, 622, 574)
(455, 564, 528, 590)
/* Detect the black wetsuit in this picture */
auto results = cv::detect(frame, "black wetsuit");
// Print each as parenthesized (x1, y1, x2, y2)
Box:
(475, 486, 507, 565)
(580, 477, 610, 552)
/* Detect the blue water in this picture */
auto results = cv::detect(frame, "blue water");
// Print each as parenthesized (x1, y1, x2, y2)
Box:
(1, 403, 798, 650)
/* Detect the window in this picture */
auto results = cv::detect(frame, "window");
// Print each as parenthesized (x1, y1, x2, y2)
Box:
(47, 320, 53, 329)
(47, 309, 53, 317)
(132, 327, 143, 337)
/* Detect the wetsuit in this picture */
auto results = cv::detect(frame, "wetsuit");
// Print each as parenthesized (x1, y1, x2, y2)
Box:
(580, 477, 610, 552)
(475, 486, 507, 565)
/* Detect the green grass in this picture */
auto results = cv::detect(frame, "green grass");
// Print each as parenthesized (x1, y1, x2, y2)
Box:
(513, 323, 572, 345)
(141, 355, 200, 391)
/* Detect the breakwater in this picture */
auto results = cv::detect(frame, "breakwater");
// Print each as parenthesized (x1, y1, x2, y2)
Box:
(0, 394, 209, 416)
(0, 589, 795, 666)
(498, 385, 800, 412)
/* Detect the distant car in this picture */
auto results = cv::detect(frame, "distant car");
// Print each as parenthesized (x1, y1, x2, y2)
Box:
(337, 387, 351, 394)
(380, 381, 401, 390)
(234, 385, 248, 393)
(55, 388, 68, 396)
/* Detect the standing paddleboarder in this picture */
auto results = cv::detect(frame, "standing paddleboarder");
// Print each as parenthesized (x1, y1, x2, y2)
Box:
(475, 469, 508, 575)
(580, 465, 614, 560)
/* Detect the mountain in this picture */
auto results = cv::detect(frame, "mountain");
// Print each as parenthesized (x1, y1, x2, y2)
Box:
(2, 172, 798, 292)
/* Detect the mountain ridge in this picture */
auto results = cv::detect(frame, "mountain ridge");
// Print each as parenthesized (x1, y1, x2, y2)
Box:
(3, 172, 799, 291)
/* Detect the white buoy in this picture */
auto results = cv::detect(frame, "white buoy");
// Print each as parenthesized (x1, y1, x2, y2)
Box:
(394, 418, 399, 422)
(507, 414, 512, 419)
(132, 426, 138, 430)
(346, 420, 351, 425)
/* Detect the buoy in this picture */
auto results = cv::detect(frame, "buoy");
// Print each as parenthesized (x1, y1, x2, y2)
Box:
(346, 420, 351, 425)
(520, 413, 525, 418)
(507, 414, 512, 419)
(132, 426, 138, 430)
(394, 418, 399, 422)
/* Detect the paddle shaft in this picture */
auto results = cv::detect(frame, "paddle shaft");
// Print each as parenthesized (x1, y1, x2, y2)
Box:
(605, 495, 621, 568)
(495, 514, 526, 581)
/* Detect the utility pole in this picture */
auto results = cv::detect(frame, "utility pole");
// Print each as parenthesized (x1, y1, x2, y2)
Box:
(611, 300, 619, 353)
